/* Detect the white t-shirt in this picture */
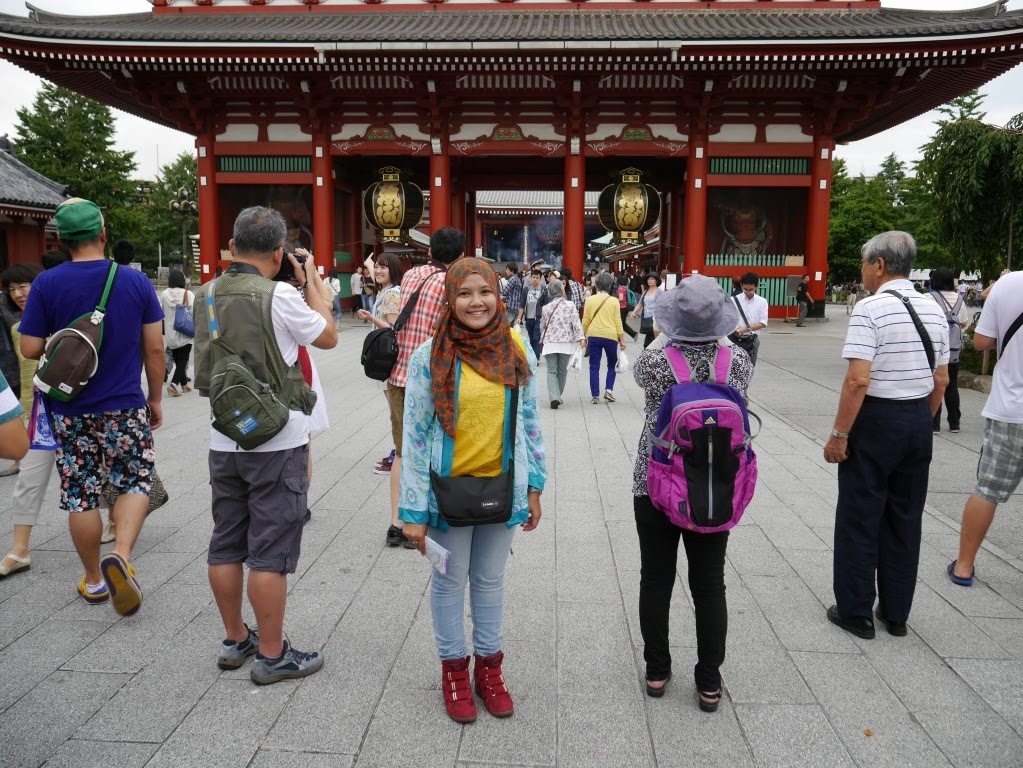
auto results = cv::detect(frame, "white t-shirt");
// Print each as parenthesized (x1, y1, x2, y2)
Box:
(350, 272, 363, 296)
(209, 283, 327, 452)
(842, 279, 950, 400)
(976, 271, 1023, 423)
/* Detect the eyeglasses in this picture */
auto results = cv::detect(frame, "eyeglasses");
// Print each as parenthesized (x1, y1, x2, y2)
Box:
(6, 284, 30, 296)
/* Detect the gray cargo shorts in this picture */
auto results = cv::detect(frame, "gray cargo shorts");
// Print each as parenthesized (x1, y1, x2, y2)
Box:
(207, 445, 310, 574)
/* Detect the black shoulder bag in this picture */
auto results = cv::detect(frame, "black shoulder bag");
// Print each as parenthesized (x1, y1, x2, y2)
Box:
(883, 290, 935, 372)
(999, 309, 1023, 354)
(430, 386, 518, 527)
(727, 296, 758, 355)
(361, 271, 441, 381)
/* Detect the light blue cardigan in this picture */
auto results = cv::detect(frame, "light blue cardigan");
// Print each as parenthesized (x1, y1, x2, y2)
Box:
(398, 336, 547, 530)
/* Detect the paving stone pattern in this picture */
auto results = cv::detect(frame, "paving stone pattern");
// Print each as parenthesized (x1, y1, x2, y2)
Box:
(0, 305, 1020, 768)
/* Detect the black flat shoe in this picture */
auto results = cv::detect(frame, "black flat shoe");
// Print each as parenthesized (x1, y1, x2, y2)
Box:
(827, 605, 875, 639)
(874, 609, 907, 637)
(645, 671, 671, 698)
(698, 688, 721, 713)
(385, 525, 404, 547)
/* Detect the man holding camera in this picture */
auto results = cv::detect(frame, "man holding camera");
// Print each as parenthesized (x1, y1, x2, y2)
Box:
(194, 206, 337, 685)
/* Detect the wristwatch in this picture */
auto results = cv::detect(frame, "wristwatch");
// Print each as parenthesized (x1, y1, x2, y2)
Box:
(830, 428, 849, 439)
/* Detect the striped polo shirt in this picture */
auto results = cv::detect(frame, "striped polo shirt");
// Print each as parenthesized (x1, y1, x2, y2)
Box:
(0, 370, 22, 426)
(842, 278, 950, 400)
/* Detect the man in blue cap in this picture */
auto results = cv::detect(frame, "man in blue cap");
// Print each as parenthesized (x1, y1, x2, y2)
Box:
(19, 197, 165, 616)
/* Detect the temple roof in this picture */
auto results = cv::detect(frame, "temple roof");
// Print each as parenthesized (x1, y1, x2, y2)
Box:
(0, 138, 67, 213)
(4, 3, 1022, 45)
(476, 191, 599, 213)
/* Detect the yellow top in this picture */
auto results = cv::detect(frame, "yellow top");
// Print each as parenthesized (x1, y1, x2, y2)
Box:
(582, 292, 624, 341)
(450, 331, 525, 478)
(11, 323, 32, 426)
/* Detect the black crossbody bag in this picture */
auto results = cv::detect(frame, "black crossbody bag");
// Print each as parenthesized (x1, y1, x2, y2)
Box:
(884, 290, 935, 371)
(728, 296, 758, 355)
(430, 386, 518, 527)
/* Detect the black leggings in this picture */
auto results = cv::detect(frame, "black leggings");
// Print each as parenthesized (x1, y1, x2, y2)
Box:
(620, 308, 637, 339)
(635, 495, 729, 692)
(170, 344, 192, 387)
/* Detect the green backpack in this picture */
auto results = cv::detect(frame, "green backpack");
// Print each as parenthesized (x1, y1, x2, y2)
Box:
(204, 279, 303, 450)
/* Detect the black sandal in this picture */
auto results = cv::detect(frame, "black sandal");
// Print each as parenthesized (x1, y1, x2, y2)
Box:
(645, 671, 671, 698)
(698, 688, 721, 713)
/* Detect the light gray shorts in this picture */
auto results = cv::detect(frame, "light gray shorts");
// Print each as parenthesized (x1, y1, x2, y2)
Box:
(975, 419, 1023, 504)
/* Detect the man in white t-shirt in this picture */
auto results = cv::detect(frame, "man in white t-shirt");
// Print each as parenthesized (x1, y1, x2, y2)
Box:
(349, 268, 363, 321)
(949, 269, 1023, 587)
(823, 231, 949, 640)
(194, 206, 338, 685)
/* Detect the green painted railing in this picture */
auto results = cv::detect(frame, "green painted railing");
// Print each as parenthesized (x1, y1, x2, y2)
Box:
(705, 253, 805, 267)
(709, 157, 808, 175)
(714, 276, 792, 306)
(217, 156, 312, 174)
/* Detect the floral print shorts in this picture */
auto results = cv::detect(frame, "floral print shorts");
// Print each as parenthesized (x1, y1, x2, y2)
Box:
(52, 408, 155, 513)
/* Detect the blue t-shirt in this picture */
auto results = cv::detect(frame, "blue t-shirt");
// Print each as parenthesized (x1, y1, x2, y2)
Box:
(19, 260, 164, 416)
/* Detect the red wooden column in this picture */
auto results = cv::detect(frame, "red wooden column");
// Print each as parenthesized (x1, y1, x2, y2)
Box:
(195, 131, 219, 283)
(465, 191, 478, 256)
(450, 185, 466, 234)
(563, 152, 585, 279)
(346, 187, 364, 267)
(311, 132, 335, 275)
(683, 138, 708, 275)
(672, 186, 686, 273)
(805, 135, 834, 299)
(430, 153, 451, 232)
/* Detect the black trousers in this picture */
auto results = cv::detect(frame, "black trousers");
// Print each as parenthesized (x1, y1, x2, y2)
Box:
(635, 495, 729, 692)
(933, 361, 961, 430)
(620, 308, 637, 339)
(170, 344, 192, 387)
(834, 397, 932, 623)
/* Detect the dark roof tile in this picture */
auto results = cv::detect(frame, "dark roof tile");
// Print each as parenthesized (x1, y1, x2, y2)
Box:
(0, 148, 67, 210)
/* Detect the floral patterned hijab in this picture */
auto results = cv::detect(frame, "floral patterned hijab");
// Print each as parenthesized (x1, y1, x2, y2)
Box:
(431, 257, 531, 436)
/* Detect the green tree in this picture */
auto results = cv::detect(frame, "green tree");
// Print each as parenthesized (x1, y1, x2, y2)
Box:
(916, 91, 1023, 276)
(828, 169, 895, 283)
(13, 82, 136, 216)
(876, 152, 908, 208)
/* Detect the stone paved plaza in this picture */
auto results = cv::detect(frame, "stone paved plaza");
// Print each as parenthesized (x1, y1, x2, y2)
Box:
(0, 304, 1021, 768)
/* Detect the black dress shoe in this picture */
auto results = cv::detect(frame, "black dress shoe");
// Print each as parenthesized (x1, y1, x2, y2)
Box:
(827, 605, 875, 639)
(874, 609, 907, 637)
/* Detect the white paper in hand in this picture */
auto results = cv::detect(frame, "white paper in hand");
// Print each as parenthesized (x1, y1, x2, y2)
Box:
(424, 536, 451, 576)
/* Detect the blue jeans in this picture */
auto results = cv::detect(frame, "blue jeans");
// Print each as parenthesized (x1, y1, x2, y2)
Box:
(588, 337, 618, 397)
(361, 294, 374, 313)
(525, 317, 541, 360)
(429, 523, 516, 661)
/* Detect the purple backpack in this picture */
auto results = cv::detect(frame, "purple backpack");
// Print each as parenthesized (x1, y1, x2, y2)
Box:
(647, 346, 758, 534)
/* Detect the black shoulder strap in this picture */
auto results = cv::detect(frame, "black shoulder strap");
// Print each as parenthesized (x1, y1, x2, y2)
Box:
(883, 289, 936, 372)
(1001, 309, 1023, 353)
(393, 269, 443, 334)
(732, 295, 751, 328)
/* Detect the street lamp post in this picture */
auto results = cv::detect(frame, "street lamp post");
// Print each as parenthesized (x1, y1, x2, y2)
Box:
(169, 187, 198, 273)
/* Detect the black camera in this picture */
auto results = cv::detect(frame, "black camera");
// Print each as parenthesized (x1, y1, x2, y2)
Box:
(274, 249, 307, 282)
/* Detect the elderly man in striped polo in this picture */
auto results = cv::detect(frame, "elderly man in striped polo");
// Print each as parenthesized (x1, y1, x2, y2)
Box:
(823, 231, 949, 640)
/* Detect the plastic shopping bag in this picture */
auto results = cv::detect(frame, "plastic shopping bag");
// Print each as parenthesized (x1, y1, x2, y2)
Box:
(28, 390, 59, 451)
(615, 351, 630, 373)
(567, 348, 583, 371)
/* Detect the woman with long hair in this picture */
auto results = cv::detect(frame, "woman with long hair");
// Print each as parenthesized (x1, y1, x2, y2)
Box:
(399, 258, 546, 723)
(629, 273, 665, 348)
(160, 270, 195, 397)
(0, 263, 50, 577)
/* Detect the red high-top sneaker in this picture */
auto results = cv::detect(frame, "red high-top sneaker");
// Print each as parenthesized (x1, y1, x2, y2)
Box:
(473, 651, 514, 717)
(441, 657, 477, 723)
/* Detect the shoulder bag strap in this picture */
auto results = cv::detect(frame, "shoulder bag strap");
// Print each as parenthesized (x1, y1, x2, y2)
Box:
(94, 262, 119, 316)
(392, 270, 442, 333)
(883, 289, 935, 372)
(1001, 309, 1023, 353)
(540, 298, 565, 343)
(205, 280, 222, 342)
(732, 296, 751, 329)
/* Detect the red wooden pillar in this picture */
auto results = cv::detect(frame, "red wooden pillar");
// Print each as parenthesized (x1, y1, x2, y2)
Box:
(683, 138, 708, 275)
(311, 133, 334, 276)
(195, 131, 219, 283)
(465, 191, 478, 256)
(563, 152, 585, 279)
(450, 185, 466, 234)
(805, 135, 834, 299)
(430, 153, 451, 232)
(346, 188, 364, 267)
(672, 186, 685, 273)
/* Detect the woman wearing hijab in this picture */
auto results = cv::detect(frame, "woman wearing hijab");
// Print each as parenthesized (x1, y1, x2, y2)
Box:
(399, 258, 547, 724)
(631, 275, 753, 712)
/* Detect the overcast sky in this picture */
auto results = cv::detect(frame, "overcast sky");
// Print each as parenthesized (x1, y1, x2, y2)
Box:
(0, 0, 1021, 179)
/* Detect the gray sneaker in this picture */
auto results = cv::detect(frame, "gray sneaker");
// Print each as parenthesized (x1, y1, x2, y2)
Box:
(217, 625, 259, 670)
(250, 641, 324, 685)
